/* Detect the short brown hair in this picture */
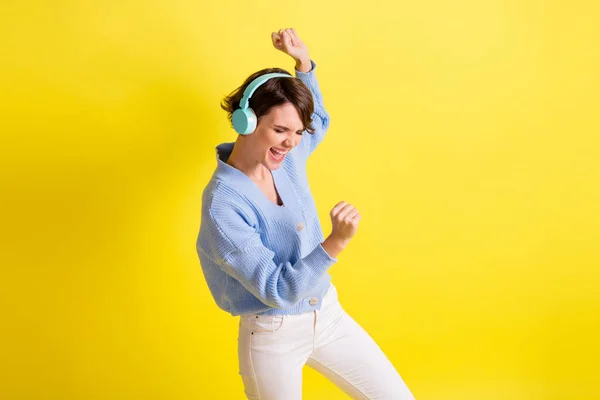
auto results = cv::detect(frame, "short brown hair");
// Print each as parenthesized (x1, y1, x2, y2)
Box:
(221, 68, 315, 134)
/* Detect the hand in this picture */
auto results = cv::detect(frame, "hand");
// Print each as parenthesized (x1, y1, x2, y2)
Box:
(321, 201, 361, 258)
(329, 201, 361, 243)
(271, 28, 310, 65)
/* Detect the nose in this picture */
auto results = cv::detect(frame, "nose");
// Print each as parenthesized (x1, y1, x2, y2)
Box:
(282, 135, 298, 148)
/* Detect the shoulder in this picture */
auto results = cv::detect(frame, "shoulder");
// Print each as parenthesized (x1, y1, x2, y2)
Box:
(284, 140, 308, 169)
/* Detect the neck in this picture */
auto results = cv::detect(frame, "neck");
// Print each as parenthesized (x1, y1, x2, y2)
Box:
(226, 140, 270, 182)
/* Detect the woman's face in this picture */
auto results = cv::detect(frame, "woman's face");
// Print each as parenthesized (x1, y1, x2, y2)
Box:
(251, 102, 305, 170)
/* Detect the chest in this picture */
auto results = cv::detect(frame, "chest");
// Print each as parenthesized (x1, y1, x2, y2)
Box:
(254, 174, 283, 207)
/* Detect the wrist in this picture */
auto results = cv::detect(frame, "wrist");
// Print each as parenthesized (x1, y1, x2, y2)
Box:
(294, 57, 312, 73)
(322, 235, 349, 258)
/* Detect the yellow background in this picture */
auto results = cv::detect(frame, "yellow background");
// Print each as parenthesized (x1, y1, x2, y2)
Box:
(2, 0, 599, 399)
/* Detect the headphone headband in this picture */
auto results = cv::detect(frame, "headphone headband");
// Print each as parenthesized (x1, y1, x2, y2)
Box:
(238, 72, 294, 109)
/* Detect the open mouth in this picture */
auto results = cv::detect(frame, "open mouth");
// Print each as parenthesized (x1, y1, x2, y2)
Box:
(269, 147, 288, 161)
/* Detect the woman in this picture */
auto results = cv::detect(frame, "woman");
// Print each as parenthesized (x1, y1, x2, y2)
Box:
(197, 28, 415, 400)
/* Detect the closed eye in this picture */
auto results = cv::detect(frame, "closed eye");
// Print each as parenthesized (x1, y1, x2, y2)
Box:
(274, 125, 304, 135)
(275, 129, 304, 135)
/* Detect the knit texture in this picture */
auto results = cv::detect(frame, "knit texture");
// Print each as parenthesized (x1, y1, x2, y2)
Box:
(196, 60, 337, 316)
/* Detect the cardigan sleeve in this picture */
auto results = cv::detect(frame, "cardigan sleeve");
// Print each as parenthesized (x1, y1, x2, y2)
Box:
(295, 60, 331, 157)
(200, 200, 338, 309)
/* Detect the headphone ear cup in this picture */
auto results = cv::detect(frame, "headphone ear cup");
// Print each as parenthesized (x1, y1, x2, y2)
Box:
(232, 108, 257, 135)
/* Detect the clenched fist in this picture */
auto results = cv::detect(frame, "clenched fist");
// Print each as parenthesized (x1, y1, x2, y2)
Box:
(330, 201, 361, 242)
(321, 201, 361, 259)
(271, 28, 309, 63)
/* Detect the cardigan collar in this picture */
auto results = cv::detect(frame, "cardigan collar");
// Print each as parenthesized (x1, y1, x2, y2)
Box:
(214, 142, 299, 213)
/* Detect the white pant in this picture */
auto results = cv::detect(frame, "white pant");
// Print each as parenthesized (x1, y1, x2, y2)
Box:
(237, 284, 415, 399)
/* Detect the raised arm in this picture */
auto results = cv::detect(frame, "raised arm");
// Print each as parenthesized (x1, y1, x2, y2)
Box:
(272, 28, 331, 156)
(295, 59, 330, 156)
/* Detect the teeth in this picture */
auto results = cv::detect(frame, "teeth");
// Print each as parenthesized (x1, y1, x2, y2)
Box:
(272, 148, 288, 155)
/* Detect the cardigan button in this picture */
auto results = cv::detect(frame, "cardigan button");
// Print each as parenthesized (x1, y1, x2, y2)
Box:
(309, 297, 319, 306)
(297, 222, 304, 231)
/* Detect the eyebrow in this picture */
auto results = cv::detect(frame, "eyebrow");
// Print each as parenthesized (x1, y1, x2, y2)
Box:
(273, 124, 304, 133)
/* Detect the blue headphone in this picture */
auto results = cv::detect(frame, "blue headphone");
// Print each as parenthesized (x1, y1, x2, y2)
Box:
(232, 72, 294, 135)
